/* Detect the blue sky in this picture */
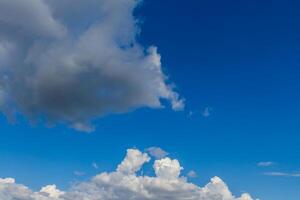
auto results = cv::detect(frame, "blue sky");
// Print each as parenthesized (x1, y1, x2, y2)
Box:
(0, 0, 300, 200)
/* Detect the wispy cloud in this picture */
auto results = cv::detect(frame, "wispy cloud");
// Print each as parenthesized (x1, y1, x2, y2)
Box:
(187, 170, 197, 178)
(73, 171, 86, 177)
(92, 162, 99, 169)
(257, 161, 275, 167)
(264, 172, 300, 177)
(202, 107, 212, 118)
(187, 111, 194, 118)
(146, 147, 169, 159)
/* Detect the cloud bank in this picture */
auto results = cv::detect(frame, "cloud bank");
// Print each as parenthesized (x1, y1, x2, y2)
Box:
(0, 149, 255, 200)
(0, 0, 184, 131)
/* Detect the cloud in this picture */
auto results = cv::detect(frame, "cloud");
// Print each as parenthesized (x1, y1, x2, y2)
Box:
(74, 171, 86, 177)
(0, 0, 66, 38)
(188, 111, 194, 117)
(202, 107, 212, 118)
(146, 146, 169, 159)
(153, 157, 183, 180)
(264, 172, 300, 177)
(0, 149, 256, 200)
(40, 185, 65, 198)
(187, 170, 198, 178)
(0, 0, 184, 132)
(116, 149, 150, 175)
(92, 162, 99, 169)
(257, 162, 274, 167)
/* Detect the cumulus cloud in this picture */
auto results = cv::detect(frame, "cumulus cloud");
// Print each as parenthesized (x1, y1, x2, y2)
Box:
(0, 149, 256, 200)
(117, 149, 150, 175)
(0, 0, 184, 131)
(40, 185, 65, 198)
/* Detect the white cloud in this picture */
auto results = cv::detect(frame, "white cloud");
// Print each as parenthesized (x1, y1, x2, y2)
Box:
(257, 162, 274, 167)
(264, 172, 300, 177)
(0, 178, 15, 184)
(117, 149, 150, 175)
(0, 0, 184, 132)
(72, 122, 95, 133)
(146, 147, 169, 159)
(153, 157, 183, 180)
(0, 149, 256, 200)
(40, 185, 65, 198)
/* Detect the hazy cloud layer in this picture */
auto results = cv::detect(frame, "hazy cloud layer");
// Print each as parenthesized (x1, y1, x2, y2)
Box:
(0, 0, 184, 131)
(0, 149, 255, 200)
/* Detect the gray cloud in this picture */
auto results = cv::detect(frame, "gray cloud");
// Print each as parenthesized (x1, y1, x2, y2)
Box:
(0, 0, 66, 38)
(146, 147, 169, 159)
(0, 149, 255, 200)
(0, 0, 184, 131)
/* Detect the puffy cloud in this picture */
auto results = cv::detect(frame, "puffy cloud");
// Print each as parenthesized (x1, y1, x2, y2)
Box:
(0, 149, 256, 200)
(0, 178, 15, 184)
(153, 157, 183, 180)
(0, 0, 184, 132)
(40, 185, 64, 198)
(146, 146, 169, 159)
(117, 149, 150, 174)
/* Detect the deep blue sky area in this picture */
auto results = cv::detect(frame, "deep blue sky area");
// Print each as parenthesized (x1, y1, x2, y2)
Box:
(1, 1, 300, 200)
